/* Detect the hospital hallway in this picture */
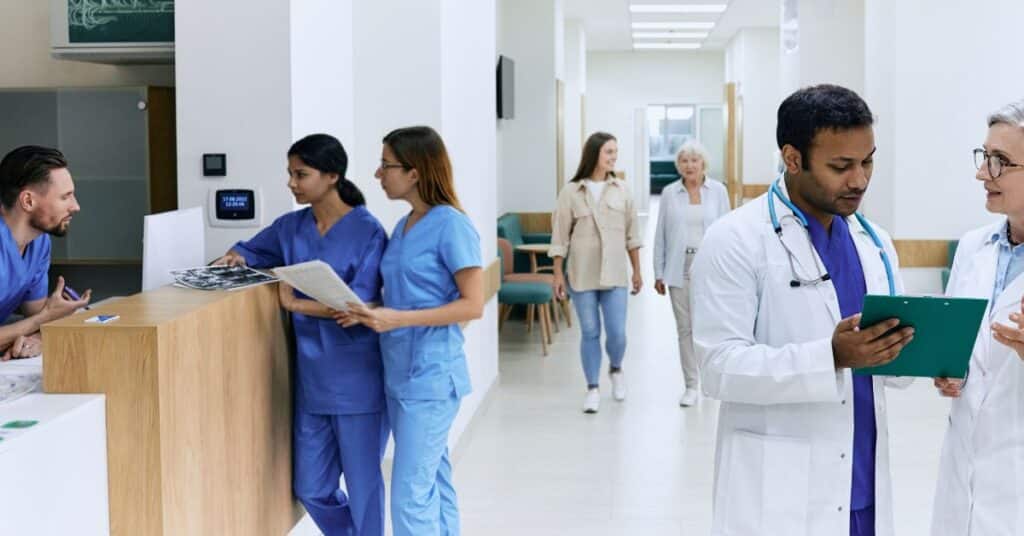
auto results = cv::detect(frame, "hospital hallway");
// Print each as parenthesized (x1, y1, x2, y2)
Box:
(294, 195, 953, 536)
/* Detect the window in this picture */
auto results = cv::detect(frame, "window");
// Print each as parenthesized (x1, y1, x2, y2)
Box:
(647, 104, 696, 161)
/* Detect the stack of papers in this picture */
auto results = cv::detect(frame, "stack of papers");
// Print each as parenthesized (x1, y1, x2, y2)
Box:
(272, 260, 366, 311)
(0, 356, 42, 405)
(170, 265, 278, 291)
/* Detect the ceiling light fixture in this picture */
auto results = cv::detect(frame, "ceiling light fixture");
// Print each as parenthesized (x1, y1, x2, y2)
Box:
(633, 42, 702, 50)
(632, 31, 709, 39)
(629, 4, 727, 14)
(631, 21, 716, 30)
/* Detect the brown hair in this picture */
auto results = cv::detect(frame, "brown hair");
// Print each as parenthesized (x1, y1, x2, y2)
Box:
(570, 132, 617, 182)
(382, 126, 464, 211)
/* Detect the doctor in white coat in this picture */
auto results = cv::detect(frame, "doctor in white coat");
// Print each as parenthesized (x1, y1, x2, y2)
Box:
(932, 99, 1024, 535)
(691, 85, 915, 536)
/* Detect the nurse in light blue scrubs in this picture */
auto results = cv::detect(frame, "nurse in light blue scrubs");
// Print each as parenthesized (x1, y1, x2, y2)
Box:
(336, 126, 484, 536)
(215, 134, 389, 536)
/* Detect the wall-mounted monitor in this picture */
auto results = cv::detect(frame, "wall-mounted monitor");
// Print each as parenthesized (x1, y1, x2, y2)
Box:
(496, 55, 515, 119)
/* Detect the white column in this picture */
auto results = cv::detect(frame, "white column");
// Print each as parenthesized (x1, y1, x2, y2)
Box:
(497, 0, 561, 214)
(725, 28, 782, 185)
(781, 0, 865, 95)
(563, 19, 586, 186)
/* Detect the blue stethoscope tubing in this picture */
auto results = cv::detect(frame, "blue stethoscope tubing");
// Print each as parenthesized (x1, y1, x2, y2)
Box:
(768, 178, 896, 296)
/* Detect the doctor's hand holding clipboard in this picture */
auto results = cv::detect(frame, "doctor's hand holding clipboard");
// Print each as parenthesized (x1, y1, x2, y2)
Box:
(831, 313, 915, 369)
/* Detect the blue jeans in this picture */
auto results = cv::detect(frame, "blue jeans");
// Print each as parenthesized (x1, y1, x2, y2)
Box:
(569, 286, 628, 387)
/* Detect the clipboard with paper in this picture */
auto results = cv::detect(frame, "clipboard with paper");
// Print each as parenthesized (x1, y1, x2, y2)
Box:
(271, 260, 365, 312)
(854, 294, 988, 378)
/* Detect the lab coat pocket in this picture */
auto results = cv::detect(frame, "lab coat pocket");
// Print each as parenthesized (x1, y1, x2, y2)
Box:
(719, 430, 810, 536)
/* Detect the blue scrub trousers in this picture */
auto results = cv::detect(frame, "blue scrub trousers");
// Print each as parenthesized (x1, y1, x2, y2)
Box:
(850, 505, 875, 536)
(387, 395, 461, 536)
(293, 410, 389, 536)
(569, 286, 628, 387)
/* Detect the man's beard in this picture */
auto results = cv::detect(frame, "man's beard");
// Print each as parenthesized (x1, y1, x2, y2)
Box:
(31, 217, 69, 237)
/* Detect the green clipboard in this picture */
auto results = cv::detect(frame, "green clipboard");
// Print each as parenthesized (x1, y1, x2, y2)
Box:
(854, 294, 988, 378)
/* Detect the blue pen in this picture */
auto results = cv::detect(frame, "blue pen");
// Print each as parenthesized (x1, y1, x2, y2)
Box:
(63, 285, 91, 310)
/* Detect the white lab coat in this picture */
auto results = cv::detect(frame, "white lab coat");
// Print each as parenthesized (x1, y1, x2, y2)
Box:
(932, 219, 1024, 536)
(691, 188, 909, 536)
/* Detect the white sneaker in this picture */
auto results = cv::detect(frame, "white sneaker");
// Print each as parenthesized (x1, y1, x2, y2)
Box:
(583, 388, 600, 414)
(610, 371, 627, 401)
(679, 388, 698, 407)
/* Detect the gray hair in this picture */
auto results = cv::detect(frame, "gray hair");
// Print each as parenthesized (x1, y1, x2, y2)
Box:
(675, 140, 710, 168)
(988, 99, 1024, 129)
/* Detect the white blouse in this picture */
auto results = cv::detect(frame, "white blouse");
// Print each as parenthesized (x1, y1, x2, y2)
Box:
(653, 178, 731, 288)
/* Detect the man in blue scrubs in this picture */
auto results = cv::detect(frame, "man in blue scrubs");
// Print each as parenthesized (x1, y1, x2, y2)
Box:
(0, 146, 90, 360)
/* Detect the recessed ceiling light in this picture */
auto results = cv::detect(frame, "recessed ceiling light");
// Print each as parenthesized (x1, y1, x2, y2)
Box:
(632, 31, 709, 39)
(633, 42, 702, 49)
(631, 22, 716, 30)
(630, 4, 727, 13)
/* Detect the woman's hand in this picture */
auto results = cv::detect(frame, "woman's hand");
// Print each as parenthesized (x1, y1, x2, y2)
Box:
(933, 377, 963, 398)
(991, 295, 1024, 360)
(1, 333, 42, 361)
(631, 271, 643, 295)
(654, 279, 666, 296)
(211, 251, 247, 267)
(334, 303, 404, 333)
(552, 272, 567, 300)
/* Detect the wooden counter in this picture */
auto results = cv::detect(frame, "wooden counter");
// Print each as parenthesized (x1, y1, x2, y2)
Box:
(41, 284, 301, 535)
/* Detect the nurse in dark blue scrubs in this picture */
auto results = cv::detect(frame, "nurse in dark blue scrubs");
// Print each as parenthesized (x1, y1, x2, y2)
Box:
(215, 134, 388, 536)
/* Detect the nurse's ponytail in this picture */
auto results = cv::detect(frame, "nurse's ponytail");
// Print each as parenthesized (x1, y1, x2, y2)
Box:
(288, 134, 366, 206)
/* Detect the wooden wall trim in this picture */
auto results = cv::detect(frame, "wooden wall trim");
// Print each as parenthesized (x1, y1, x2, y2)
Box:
(742, 183, 769, 199)
(484, 259, 501, 302)
(893, 240, 952, 268)
(510, 212, 553, 234)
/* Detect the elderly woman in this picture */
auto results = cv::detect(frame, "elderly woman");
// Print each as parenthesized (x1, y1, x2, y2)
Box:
(652, 140, 730, 407)
(932, 99, 1024, 535)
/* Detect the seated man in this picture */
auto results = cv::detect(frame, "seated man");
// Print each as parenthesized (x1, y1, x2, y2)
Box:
(0, 146, 90, 360)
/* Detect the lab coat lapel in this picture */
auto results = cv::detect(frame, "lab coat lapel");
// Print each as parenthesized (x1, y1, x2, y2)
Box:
(848, 217, 889, 296)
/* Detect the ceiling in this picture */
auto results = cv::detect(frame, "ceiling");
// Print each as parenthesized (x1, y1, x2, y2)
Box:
(563, 0, 778, 52)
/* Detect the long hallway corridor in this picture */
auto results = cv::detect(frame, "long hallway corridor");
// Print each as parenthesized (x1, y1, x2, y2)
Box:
(454, 195, 951, 535)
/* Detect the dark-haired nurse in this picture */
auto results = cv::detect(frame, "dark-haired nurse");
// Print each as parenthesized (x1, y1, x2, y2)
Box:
(214, 134, 389, 536)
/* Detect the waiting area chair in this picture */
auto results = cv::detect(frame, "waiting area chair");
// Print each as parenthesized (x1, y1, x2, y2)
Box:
(497, 238, 559, 356)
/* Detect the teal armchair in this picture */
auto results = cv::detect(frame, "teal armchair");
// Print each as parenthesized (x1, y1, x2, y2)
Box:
(497, 213, 552, 273)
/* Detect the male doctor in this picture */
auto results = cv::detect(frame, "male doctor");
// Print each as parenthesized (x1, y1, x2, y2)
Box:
(691, 84, 914, 536)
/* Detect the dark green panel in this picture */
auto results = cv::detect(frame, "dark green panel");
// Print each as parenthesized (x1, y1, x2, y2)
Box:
(68, 0, 174, 43)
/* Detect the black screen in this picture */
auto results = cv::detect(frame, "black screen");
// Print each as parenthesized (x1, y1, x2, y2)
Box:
(497, 55, 515, 119)
(215, 189, 255, 220)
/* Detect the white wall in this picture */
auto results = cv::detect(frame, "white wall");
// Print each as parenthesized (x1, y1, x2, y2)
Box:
(175, 0, 294, 260)
(562, 20, 586, 187)
(441, 0, 500, 446)
(725, 28, 782, 184)
(351, 1, 444, 232)
(497, 0, 559, 214)
(864, 0, 1023, 239)
(585, 50, 725, 192)
(781, 0, 864, 95)
(0, 0, 173, 88)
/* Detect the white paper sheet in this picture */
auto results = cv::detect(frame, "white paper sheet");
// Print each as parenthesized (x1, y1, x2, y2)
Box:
(272, 260, 366, 311)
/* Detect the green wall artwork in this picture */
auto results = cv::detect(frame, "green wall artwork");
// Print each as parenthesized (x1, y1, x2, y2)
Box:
(68, 0, 174, 43)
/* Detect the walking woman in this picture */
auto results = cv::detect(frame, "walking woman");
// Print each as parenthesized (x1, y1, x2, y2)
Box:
(215, 134, 389, 535)
(550, 131, 643, 414)
(337, 126, 483, 536)
(652, 140, 730, 407)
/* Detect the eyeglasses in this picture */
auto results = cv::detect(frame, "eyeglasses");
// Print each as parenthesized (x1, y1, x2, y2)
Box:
(974, 148, 1024, 179)
(378, 161, 406, 172)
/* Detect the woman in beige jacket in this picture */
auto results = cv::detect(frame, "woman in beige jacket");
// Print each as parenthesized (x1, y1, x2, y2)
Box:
(550, 132, 643, 414)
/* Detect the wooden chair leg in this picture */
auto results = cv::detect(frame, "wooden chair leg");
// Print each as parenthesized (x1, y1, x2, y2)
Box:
(560, 298, 573, 327)
(498, 304, 507, 332)
(538, 304, 549, 356)
(501, 303, 514, 327)
(549, 298, 561, 332)
(526, 304, 534, 333)
(540, 304, 552, 344)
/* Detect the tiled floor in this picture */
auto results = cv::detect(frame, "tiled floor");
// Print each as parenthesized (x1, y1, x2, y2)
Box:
(294, 196, 952, 535)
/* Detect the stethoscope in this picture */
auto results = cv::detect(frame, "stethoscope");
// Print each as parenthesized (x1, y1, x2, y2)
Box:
(768, 177, 896, 296)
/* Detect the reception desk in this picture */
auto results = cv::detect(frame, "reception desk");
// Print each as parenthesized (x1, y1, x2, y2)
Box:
(41, 284, 301, 535)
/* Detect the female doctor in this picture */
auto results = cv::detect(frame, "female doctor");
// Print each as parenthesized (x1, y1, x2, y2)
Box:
(932, 99, 1024, 535)
(336, 126, 483, 536)
(215, 134, 389, 536)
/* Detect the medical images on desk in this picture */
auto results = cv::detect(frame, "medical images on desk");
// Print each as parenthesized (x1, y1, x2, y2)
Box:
(170, 265, 278, 291)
